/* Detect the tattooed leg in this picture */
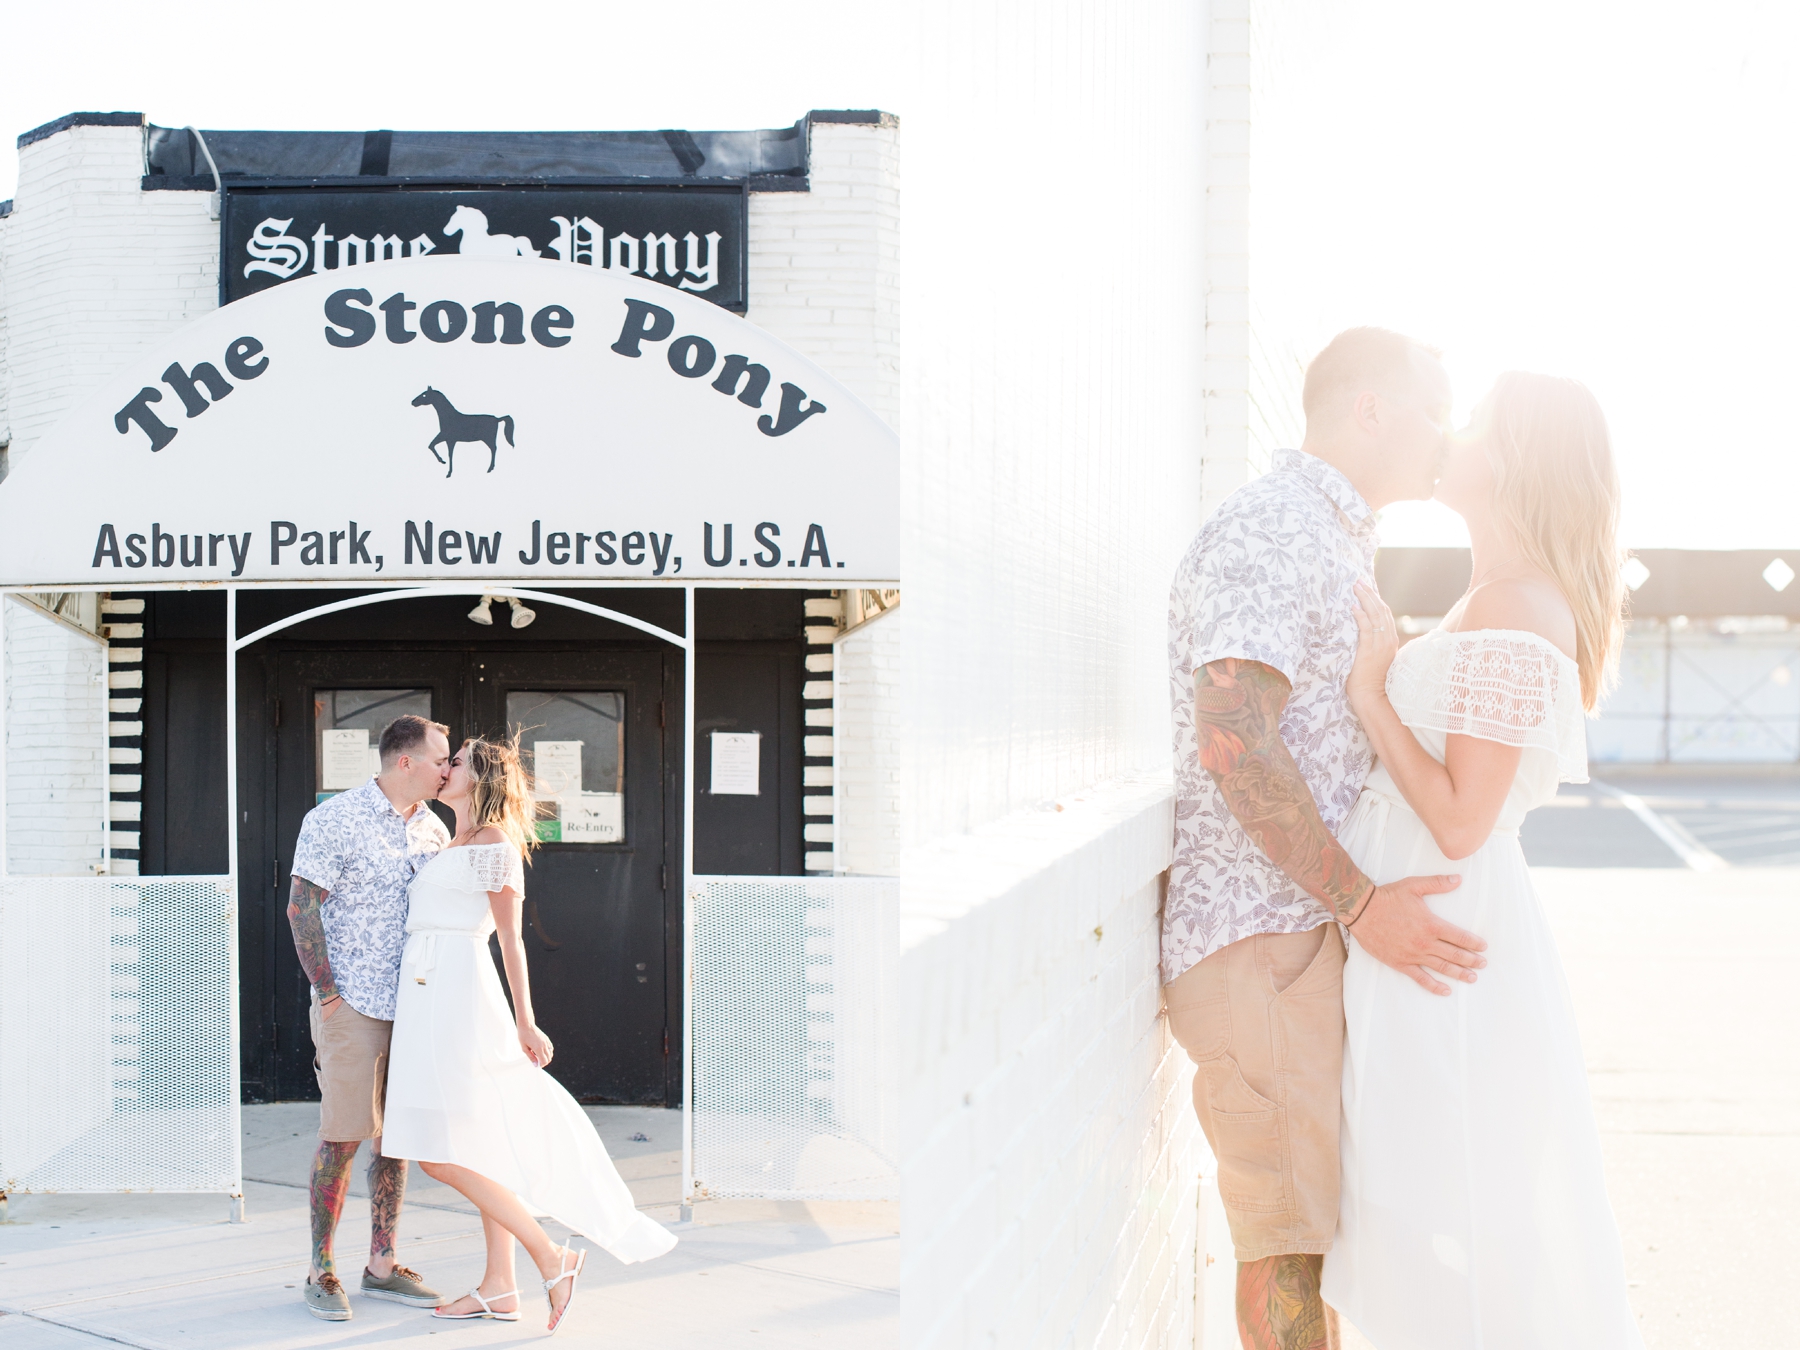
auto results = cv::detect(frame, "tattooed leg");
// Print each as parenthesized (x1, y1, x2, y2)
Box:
(1236, 1254, 1338, 1350)
(309, 1139, 359, 1282)
(366, 1138, 407, 1279)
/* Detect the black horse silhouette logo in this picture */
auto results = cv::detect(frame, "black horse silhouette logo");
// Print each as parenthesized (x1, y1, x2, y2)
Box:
(410, 387, 515, 478)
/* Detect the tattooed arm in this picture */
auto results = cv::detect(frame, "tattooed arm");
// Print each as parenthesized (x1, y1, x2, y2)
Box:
(1196, 658, 1486, 993)
(1195, 658, 1376, 921)
(287, 875, 342, 1018)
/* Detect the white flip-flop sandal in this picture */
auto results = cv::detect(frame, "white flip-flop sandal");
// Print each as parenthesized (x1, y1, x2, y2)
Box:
(431, 1287, 521, 1322)
(543, 1245, 588, 1333)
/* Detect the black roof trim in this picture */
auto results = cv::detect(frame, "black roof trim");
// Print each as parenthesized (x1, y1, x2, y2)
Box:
(19, 111, 144, 148)
(142, 121, 812, 190)
(0, 199, 11, 218)
(808, 109, 898, 127)
(142, 172, 810, 194)
(144, 175, 751, 192)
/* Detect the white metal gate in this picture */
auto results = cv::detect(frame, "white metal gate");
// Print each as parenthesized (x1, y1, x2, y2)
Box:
(688, 876, 898, 1202)
(1590, 622, 1800, 763)
(0, 876, 239, 1195)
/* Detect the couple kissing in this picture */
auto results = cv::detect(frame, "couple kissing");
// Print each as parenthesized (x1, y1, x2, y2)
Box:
(1166, 328, 1641, 1349)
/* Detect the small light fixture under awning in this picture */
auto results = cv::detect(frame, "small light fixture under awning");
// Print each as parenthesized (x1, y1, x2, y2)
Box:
(468, 594, 536, 628)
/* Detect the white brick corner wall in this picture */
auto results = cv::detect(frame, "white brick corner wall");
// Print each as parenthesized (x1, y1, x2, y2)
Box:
(3, 596, 107, 875)
(2, 119, 218, 468)
(747, 116, 901, 431)
(835, 608, 899, 876)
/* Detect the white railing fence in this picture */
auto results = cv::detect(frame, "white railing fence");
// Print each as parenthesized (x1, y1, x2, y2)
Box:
(688, 875, 897, 1202)
(0, 876, 240, 1198)
(1590, 623, 1800, 763)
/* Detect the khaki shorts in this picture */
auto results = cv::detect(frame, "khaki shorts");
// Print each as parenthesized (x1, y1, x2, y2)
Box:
(309, 991, 392, 1142)
(1165, 924, 1345, 1262)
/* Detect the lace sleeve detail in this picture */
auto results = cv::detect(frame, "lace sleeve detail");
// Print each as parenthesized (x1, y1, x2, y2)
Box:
(467, 843, 525, 896)
(1386, 631, 1589, 782)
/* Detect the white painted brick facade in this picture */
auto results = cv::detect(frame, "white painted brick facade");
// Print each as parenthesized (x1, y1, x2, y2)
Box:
(3, 596, 106, 874)
(835, 610, 900, 876)
(2, 124, 216, 467)
(748, 120, 901, 429)
(899, 2, 1227, 1344)
(1204, 0, 1255, 517)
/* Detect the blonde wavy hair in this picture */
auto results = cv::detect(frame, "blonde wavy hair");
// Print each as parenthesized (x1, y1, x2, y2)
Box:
(460, 733, 540, 858)
(1477, 371, 1626, 710)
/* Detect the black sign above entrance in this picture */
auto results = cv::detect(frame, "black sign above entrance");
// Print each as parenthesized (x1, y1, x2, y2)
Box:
(222, 186, 748, 311)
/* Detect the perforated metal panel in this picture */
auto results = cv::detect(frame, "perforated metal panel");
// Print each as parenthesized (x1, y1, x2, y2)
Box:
(690, 876, 897, 1201)
(0, 877, 239, 1193)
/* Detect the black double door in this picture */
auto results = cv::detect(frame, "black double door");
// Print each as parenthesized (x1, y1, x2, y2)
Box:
(267, 644, 676, 1105)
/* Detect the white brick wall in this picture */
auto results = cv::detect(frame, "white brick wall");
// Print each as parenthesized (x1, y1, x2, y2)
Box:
(4, 596, 107, 874)
(2, 122, 217, 468)
(0, 206, 12, 452)
(748, 119, 901, 430)
(898, 1, 1224, 1344)
(1204, 0, 1255, 517)
(835, 610, 900, 876)
(904, 782, 1207, 1348)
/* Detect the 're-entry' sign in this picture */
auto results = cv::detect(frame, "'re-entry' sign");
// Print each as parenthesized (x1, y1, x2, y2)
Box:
(0, 257, 897, 586)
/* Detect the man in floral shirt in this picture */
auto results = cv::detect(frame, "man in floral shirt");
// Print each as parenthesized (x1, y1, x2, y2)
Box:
(1165, 328, 1489, 1348)
(288, 715, 452, 1320)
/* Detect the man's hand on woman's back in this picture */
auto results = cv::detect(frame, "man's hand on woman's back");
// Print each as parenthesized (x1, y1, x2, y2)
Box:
(1350, 874, 1485, 996)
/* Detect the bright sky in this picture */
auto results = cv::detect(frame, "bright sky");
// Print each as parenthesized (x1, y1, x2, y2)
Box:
(5, 2, 1793, 549)
(1255, 0, 1800, 549)
(0, 3, 901, 198)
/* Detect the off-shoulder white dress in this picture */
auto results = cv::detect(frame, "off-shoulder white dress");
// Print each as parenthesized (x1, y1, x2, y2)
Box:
(381, 842, 676, 1265)
(1320, 629, 1642, 1348)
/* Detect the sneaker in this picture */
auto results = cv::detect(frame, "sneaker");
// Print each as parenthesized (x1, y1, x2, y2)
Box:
(361, 1264, 443, 1308)
(304, 1273, 352, 1321)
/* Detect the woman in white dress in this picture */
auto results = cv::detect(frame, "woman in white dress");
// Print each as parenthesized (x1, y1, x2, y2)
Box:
(382, 736, 677, 1331)
(1319, 372, 1643, 1347)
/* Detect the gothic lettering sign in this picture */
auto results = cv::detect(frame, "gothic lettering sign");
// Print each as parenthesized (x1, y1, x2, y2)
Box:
(222, 186, 747, 311)
(0, 257, 896, 586)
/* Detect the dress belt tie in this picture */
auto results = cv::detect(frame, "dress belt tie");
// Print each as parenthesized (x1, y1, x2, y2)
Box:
(405, 926, 489, 984)
(1359, 785, 1520, 841)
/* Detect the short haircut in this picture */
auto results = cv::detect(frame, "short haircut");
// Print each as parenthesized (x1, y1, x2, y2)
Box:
(378, 714, 449, 766)
(1301, 327, 1442, 424)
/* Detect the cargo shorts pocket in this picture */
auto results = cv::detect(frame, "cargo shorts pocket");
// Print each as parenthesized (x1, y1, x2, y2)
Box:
(310, 995, 349, 1084)
(1165, 959, 1231, 1063)
(1198, 1055, 1289, 1215)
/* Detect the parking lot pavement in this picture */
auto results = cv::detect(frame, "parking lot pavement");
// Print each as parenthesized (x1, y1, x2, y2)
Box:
(1522, 765, 1800, 868)
(1536, 867, 1800, 1349)
(0, 1105, 898, 1349)
(1340, 864, 1800, 1350)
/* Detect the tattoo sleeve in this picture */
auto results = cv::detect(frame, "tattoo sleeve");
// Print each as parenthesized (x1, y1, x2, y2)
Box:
(287, 875, 339, 1003)
(1196, 658, 1375, 921)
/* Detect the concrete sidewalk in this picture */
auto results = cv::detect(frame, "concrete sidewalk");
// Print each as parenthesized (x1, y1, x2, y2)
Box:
(0, 1105, 898, 1348)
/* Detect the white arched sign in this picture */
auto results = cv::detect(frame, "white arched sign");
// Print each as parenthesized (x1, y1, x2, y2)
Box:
(0, 256, 897, 586)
